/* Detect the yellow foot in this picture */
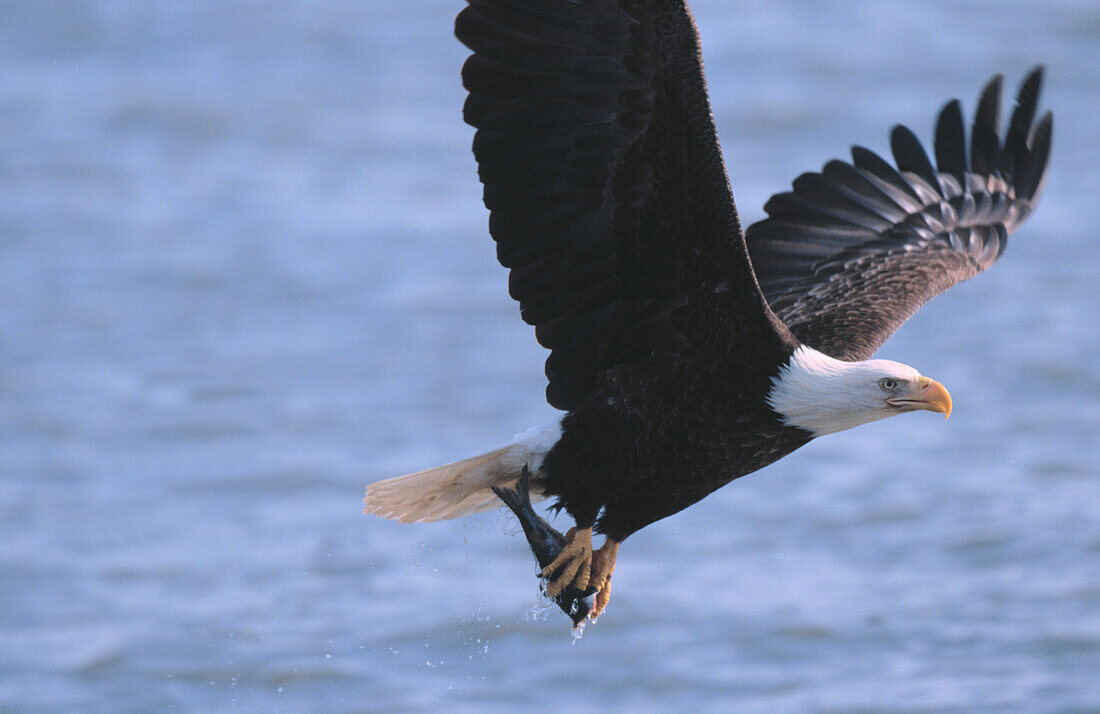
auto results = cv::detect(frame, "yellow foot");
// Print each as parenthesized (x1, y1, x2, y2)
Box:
(541, 527, 592, 597)
(587, 539, 620, 620)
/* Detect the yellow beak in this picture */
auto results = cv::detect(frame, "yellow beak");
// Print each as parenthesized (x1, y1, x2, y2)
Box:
(889, 376, 953, 419)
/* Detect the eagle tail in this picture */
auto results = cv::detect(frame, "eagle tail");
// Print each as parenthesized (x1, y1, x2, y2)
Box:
(363, 423, 559, 523)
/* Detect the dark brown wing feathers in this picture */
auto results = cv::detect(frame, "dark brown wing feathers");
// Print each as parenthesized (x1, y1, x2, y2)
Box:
(459, 0, 1051, 395)
(746, 67, 1052, 361)
(457, 0, 781, 410)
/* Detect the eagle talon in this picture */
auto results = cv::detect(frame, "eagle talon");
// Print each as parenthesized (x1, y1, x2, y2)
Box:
(587, 539, 620, 620)
(541, 527, 592, 597)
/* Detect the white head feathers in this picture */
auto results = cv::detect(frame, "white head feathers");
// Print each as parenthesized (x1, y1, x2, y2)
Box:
(767, 345, 924, 437)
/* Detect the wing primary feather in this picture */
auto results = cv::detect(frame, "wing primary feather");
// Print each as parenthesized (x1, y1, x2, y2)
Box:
(970, 74, 1003, 176)
(1018, 110, 1053, 202)
(1002, 65, 1045, 181)
(934, 99, 967, 185)
(891, 124, 941, 192)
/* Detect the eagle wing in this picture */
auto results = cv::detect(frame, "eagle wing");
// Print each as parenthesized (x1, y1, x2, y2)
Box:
(456, 0, 785, 411)
(745, 68, 1052, 362)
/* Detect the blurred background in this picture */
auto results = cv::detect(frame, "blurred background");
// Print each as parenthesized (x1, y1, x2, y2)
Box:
(2, 0, 1098, 711)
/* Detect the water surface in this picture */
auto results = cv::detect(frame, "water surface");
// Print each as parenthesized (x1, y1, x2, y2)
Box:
(2, 1, 1099, 711)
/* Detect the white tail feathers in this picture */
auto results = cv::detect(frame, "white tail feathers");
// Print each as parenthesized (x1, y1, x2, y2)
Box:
(364, 421, 560, 523)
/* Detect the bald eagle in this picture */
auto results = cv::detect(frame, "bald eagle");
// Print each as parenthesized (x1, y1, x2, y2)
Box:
(365, 0, 1052, 622)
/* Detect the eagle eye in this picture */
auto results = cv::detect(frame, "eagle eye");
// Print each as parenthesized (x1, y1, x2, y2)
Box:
(879, 378, 899, 392)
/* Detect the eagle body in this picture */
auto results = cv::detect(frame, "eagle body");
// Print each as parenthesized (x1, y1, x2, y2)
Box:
(541, 341, 809, 541)
(364, 0, 1051, 622)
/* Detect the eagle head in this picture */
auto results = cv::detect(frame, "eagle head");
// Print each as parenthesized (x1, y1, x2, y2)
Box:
(767, 346, 952, 437)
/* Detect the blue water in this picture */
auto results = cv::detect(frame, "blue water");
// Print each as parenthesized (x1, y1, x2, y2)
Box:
(3, 1, 1098, 711)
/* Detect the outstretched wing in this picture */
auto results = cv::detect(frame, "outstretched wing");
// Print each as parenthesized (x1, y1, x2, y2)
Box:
(745, 67, 1052, 362)
(456, 0, 785, 411)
